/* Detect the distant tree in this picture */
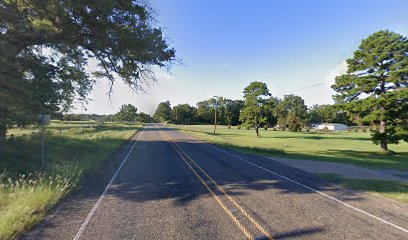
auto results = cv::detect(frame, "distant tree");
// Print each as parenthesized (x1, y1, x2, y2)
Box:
(264, 97, 279, 127)
(332, 30, 408, 151)
(308, 104, 337, 123)
(196, 100, 214, 124)
(137, 112, 153, 123)
(240, 82, 271, 136)
(225, 99, 244, 126)
(172, 104, 196, 124)
(0, 0, 176, 150)
(116, 104, 138, 122)
(273, 94, 307, 131)
(153, 101, 172, 123)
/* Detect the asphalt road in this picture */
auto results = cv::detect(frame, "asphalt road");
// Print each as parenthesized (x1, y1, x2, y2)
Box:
(22, 124, 408, 239)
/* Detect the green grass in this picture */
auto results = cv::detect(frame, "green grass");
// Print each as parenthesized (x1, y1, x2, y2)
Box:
(0, 121, 141, 240)
(174, 125, 408, 171)
(318, 173, 408, 203)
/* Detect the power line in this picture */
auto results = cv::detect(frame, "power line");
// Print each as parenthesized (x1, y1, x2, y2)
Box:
(290, 81, 331, 93)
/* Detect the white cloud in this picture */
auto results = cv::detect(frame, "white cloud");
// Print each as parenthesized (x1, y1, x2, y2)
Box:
(325, 60, 347, 83)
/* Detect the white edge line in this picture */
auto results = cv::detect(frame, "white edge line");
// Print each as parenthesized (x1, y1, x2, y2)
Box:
(176, 129, 408, 234)
(73, 130, 143, 240)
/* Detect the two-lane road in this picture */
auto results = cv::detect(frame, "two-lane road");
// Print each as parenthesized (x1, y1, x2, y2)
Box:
(23, 124, 408, 239)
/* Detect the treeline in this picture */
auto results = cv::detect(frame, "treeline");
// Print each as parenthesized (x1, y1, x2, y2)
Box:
(153, 86, 351, 131)
(59, 104, 153, 123)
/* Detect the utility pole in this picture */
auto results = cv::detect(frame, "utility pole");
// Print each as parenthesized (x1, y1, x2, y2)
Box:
(213, 96, 219, 134)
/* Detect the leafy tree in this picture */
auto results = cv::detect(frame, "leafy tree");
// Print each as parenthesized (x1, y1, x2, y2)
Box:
(264, 97, 279, 127)
(240, 82, 271, 136)
(225, 99, 244, 126)
(116, 104, 138, 122)
(196, 100, 213, 124)
(153, 101, 172, 123)
(0, 0, 175, 147)
(136, 112, 153, 123)
(332, 30, 408, 151)
(273, 94, 307, 131)
(172, 104, 196, 124)
(309, 104, 338, 123)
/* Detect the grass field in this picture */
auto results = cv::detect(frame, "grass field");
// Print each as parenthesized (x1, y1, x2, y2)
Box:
(0, 121, 141, 240)
(318, 174, 408, 203)
(175, 125, 408, 171)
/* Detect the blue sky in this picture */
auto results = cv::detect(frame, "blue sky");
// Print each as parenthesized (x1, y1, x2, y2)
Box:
(77, 0, 408, 114)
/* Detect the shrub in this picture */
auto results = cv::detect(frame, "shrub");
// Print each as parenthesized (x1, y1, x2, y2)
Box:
(237, 125, 242, 130)
(227, 124, 231, 129)
(245, 125, 251, 130)
(362, 127, 367, 132)
(323, 127, 329, 133)
(264, 125, 268, 130)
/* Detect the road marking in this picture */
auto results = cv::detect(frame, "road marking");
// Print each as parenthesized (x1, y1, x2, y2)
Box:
(160, 129, 273, 240)
(176, 129, 408, 234)
(73, 130, 143, 240)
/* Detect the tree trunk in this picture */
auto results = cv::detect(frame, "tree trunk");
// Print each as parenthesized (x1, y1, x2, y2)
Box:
(255, 118, 259, 137)
(0, 126, 6, 155)
(379, 120, 388, 151)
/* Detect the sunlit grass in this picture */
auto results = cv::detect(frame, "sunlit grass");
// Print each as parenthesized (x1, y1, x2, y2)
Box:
(318, 173, 408, 203)
(0, 121, 141, 239)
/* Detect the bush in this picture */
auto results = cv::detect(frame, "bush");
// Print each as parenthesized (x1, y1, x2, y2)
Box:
(354, 128, 359, 132)
(237, 125, 242, 130)
(263, 125, 268, 130)
(322, 127, 329, 133)
(362, 127, 367, 132)
(245, 125, 251, 130)
(227, 124, 231, 129)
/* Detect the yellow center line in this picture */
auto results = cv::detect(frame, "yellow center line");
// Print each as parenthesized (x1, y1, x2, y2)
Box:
(160, 129, 273, 240)
(158, 130, 254, 240)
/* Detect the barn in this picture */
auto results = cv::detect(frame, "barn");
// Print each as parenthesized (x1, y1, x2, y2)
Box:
(317, 123, 348, 131)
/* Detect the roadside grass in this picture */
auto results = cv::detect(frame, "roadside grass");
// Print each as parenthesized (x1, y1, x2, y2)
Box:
(0, 121, 141, 240)
(318, 173, 408, 203)
(174, 125, 408, 171)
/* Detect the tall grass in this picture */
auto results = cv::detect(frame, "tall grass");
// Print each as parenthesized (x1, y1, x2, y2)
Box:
(0, 122, 141, 239)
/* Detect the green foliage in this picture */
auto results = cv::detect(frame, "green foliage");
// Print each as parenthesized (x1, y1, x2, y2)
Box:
(153, 101, 172, 123)
(116, 104, 138, 122)
(273, 94, 308, 131)
(240, 82, 271, 136)
(332, 30, 408, 150)
(0, 0, 175, 139)
(172, 104, 195, 124)
(285, 113, 303, 132)
(136, 112, 153, 123)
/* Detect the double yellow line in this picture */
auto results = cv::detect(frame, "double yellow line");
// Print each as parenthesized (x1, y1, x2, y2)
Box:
(159, 129, 273, 240)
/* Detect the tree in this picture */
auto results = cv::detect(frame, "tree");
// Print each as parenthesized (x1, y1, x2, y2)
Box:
(273, 94, 307, 131)
(240, 82, 271, 136)
(136, 112, 153, 123)
(225, 99, 244, 126)
(332, 30, 408, 151)
(153, 101, 172, 123)
(172, 104, 196, 124)
(116, 104, 138, 122)
(0, 1, 176, 148)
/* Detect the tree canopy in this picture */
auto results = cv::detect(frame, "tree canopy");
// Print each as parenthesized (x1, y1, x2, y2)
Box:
(0, 0, 176, 140)
(332, 30, 408, 150)
(153, 101, 172, 123)
(116, 104, 138, 122)
(240, 81, 271, 136)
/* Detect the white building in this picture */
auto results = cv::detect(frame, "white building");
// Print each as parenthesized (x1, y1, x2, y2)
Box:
(317, 123, 348, 131)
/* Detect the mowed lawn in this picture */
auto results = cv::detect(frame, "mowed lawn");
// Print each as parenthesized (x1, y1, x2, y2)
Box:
(0, 121, 141, 239)
(175, 125, 408, 171)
